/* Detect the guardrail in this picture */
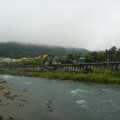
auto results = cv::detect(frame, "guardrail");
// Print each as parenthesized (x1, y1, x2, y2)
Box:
(0, 62, 120, 71)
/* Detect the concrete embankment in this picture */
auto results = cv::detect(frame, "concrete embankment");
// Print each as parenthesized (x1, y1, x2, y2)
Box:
(0, 62, 120, 72)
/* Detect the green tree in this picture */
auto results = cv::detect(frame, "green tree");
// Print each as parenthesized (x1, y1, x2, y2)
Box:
(68, 54, 80, 60)
(97, 51, 106, 62)
(116, 48, 120, 61)
(108, 46, 117, 61)
(91, 52, 98, 62)
(84, 53, 93, 62)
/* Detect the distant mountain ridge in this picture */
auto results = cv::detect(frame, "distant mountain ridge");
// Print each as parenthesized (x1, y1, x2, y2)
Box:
(0, 42, 90, 58)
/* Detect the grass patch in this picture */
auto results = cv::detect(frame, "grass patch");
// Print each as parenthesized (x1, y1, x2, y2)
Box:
(0, 70, 120, 84)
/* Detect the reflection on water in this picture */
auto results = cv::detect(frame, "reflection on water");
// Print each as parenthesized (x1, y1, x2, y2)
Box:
(76, 100, 90, 110)
(2, 75, 12, 79)
(0, 74, 120, 120)
(23, 82, 31, 85)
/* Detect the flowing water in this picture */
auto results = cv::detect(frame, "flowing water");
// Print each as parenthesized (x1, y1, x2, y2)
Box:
(0, 74, 120, 120)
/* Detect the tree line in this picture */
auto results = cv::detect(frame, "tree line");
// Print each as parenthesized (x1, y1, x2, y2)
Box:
(0, 42, 89, 58)
(84, 46, 120, 63)
(0, 42, 119, 65)
(61, 46, 120, 64)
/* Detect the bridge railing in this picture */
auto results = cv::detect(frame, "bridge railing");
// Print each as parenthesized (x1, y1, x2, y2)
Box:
(0, 62, 120, 71)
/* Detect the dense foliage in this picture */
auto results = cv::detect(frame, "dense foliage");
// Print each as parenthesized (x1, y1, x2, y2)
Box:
(1, 70, 120, 84)
(84, 46, 120, 62)
(0, 42, 89, 58)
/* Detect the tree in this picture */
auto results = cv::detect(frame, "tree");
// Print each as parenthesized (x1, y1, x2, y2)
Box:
(108, 46, 117, 61)
(116, 48, 120, 61)
(67, 54, 80, 60)
(84, 53, 93, 62)
(91, 52, 98, 62)
(97, 51, 106, 62)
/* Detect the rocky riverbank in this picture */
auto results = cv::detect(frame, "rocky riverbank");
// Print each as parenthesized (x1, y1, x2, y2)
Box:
(0, 78, 28, 120)
(0, 76, 56, 120)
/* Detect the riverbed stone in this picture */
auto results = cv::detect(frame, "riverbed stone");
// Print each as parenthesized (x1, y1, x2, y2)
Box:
(0, 115, 3, 120)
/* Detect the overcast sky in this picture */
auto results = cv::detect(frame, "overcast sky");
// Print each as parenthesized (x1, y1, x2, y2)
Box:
(0, 0, 120, 50)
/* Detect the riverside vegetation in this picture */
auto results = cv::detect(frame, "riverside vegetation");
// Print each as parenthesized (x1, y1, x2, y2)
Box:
(0, 43, 120, 84)
(0, 70, 120, 84)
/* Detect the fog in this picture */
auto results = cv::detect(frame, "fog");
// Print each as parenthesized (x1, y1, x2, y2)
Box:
(0, 0, 120, 50)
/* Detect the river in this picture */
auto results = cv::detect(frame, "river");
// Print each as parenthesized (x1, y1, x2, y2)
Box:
(0, 74, 120, 120)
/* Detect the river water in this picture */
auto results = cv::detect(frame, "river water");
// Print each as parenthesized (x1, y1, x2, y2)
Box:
(0, 74, 120, 120)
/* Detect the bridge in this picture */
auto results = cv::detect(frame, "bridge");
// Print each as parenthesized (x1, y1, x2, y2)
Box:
(0, 63, 120, 72)
(0, 55, 120, 72)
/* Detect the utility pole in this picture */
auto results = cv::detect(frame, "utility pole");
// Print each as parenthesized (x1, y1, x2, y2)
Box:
(105, 49, 110, 70)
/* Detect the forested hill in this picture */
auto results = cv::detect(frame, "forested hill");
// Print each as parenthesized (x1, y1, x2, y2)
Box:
(0, 42, 89, 58)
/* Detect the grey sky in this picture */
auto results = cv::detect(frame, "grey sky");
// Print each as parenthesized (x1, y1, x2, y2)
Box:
(0, 0, 120, 50)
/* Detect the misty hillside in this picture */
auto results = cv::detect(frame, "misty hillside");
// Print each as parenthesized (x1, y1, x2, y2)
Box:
(0, 42, 89, 58)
